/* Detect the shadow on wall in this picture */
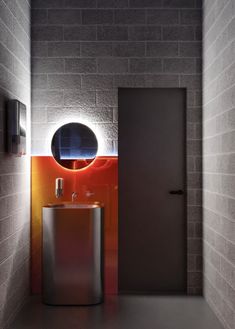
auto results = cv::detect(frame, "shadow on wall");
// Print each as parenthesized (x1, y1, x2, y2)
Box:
(0, 92, 30, 328)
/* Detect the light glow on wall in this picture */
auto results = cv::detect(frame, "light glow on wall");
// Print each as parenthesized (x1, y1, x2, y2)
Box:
(46, 118, 105, 157)
(31, 156, 118, 295)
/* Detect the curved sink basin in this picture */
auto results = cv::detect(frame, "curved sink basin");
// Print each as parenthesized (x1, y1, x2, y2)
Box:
(45, 202, 102, 209)
(42, 202, 104, 306)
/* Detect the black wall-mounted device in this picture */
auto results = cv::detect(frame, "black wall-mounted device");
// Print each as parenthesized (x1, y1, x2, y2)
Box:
(7, 100, 26, 156)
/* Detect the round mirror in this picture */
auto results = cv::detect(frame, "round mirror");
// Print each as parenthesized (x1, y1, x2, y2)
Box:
(51, 122, 98, 170)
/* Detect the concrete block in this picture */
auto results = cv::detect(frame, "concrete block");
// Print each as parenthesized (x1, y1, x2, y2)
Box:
(163, 0, 196, 8)
(0, 257, 12, 286)
(32, 0, 64, 8)
(188, 206, 202, 222)
(48, 42, 80, 57)
(47, 74, 81, 89)
(0, 176, 13, 198)
(195, 0, 202, 8)
(12, 20, 30, 52)
(64, 26, 97, 40)
(97, 26, 128, 40)
(112, 42, 145, 57)
(180, 74, 201, 89)
(82, 75, 113, 89)
(64, 90, 96, 106)
(163, 58, 196, 73)
(220, 257, 235, 290)
(96, 90, 118, 106)
(179, 42, 201, 57)
(113, 107, 118, 123)
(33, 58, 64, 73)
(187, 172, 201, 188)
(188, 238, 202, 254)
(0, 0, 13, 31)
(0, 43, 13, 71)
(97, 0, 128, 8)
(81, 42, 112, 57)
(64, 0, 96, 8)
(146, 42, 178, 57)
(48, 9, 81, 24)
(47, 107, 79, 122)
(95, 123, 118, 139)
(147, 9, 179, 24)
(188, 222, 195, 237)
(227, 241, 235, 265)
(114, 75, 145, 87)
(129, 26, 161, 40)
(188, 272, 202, 287)
(78, 107, 113, 123)
(82, 10, 113, 24)
(187, 140, 201, 156)
(188, 254, 196, 271)
(187, 156, 195, 171)
(145, 74, 179, 87)
(114, 9, 146, 24)
(0, 217, 14, 242)
(195, 26, 202, 40)
(130, 0, 162, 7)
(32, 90, 64, 106)
(32, 26, 63, 41)
(163, 26, 194, 40)
(32, 9, 48, 25)
(32, 41, 48, 57)
(65, 58, 96, 73)
(0, 235, 16, 264)
(130, 58, 162, 73)
(98, 58, 129, 73)
(32, 74, 48, 89)
(31, 108, 47, 123)
(221, 131, 235, 153)
(180, 9, 201, 24)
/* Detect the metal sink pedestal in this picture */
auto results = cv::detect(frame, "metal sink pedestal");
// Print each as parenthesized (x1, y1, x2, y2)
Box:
(42, 204, 104, 305)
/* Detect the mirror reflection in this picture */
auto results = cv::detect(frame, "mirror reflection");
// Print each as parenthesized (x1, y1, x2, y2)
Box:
(51, 122, 98, 170)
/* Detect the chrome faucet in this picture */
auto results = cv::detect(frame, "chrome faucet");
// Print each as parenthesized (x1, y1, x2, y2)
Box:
(72, 192, 78, 202)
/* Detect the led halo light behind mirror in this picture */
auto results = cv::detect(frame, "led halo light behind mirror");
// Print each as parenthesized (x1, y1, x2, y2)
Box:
(51, 122, 98, 170)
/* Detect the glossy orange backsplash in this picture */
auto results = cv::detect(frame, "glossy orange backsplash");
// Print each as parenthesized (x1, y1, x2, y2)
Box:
(31, 156, 118, 295)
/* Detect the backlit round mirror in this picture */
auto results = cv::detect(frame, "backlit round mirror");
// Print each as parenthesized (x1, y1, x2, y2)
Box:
(51, 122, 98, 170)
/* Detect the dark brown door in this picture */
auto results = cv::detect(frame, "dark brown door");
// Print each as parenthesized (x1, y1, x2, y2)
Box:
(118, 88, 186, 294)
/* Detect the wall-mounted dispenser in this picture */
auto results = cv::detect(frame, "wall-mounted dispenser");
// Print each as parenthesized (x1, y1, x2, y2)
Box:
(7, 100, 26, 156)
(55, 178, 64, 198)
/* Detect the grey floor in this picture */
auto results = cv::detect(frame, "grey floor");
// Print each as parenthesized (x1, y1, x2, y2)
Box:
(10, 295, 224, 329)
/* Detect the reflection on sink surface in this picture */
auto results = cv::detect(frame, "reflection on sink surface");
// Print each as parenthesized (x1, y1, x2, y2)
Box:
(45, 202, 102, 209)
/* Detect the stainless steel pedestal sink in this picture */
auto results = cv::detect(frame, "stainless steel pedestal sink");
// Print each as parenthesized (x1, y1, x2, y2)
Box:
(42, 203, 104, 305)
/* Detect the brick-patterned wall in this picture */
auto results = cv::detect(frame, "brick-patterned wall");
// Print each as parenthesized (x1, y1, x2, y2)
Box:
(0, 0, 31, 327)
(203, 0, 235, 327)
(31, 0, 202, 294)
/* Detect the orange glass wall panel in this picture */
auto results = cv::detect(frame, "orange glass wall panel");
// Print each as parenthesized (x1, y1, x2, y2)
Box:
(31, 156, 118, 295)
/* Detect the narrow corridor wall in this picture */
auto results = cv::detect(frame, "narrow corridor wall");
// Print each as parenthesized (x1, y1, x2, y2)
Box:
(0, 0, 31, 327)
(203, 0, 235, 327)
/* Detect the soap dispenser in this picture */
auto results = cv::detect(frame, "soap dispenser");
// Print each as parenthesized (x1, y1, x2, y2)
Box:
(55, 178, 64, 198)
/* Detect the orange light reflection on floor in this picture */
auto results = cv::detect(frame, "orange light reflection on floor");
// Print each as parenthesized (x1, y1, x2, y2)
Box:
(31, 156, 118, 295)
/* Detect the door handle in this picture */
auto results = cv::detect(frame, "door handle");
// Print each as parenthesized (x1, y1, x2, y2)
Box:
(169, 190, 184, 195)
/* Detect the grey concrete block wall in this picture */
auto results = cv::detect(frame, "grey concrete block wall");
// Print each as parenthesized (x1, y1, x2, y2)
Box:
(31, 0, 202, 294)
(203, 0, 235, 328)
(0, 0, 31, 327)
